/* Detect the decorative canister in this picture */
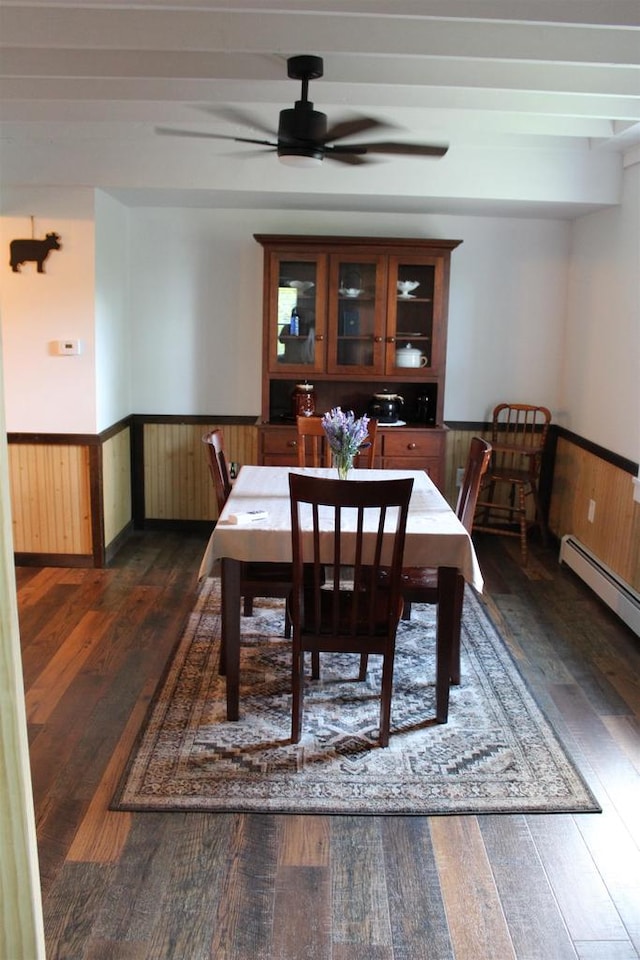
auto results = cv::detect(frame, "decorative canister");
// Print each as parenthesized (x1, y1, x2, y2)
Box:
(292, 382, 316, 418)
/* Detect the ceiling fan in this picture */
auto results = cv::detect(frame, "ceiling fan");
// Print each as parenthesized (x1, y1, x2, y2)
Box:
(156, 55, 449, 167)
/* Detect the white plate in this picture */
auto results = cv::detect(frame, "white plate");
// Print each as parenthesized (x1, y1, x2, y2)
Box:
(380, 420, 407, 427)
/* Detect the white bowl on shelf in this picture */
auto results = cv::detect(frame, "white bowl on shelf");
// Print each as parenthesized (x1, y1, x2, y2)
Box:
(289, 280, 315, 294)
(339, 287, 364, 298)
(397, 280, 420, 298)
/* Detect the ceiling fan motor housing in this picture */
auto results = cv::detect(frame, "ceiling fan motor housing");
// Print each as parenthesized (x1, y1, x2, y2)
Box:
(278, 103, 327, 160)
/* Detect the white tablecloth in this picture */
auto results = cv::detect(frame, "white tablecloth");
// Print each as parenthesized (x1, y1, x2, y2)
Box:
(199, 466, 483, 591)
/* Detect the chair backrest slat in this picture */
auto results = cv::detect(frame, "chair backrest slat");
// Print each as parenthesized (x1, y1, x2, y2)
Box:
(202, 429, 232, 514)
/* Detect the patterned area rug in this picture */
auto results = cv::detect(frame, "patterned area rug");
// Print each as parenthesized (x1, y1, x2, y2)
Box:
(112, 579, 600, 815)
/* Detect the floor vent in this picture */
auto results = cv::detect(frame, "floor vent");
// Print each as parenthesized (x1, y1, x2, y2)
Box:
(559, 535, 640, 637)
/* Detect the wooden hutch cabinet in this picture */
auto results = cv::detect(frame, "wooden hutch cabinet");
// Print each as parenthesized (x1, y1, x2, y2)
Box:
(255, 235, 462, 491)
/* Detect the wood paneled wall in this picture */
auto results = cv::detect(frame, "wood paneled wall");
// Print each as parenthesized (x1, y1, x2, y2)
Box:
(9, 443, 93, 556)
(8, 419, 133, 567)
(102, 426, 132, 546)
(142, 421, 258, 522)
(549, 435, 640, 592)
(10, 418, 638, 594)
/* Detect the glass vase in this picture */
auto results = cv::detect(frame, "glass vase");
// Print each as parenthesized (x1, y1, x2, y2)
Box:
(334, 454, 354, 481)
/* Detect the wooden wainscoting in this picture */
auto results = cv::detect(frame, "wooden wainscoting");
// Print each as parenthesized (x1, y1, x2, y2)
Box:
(446, 424, 639, 594)
(8, 419, 133, 568)
(133, 417, 259, 526)
(136, 420, 476, 527)
(549, 432, 640, 592)
(9, 440, 94, 563)
(15, 416, 635, 591)
(102, 425, 133, 559)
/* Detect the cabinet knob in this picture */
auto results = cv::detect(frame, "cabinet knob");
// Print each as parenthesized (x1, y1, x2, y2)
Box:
(408, 442, 417, 450)
(387, 337, 395, 343)
(316, 334, 324, 342)
(374, 336, 383, 343)
(287, 440, 297, 448)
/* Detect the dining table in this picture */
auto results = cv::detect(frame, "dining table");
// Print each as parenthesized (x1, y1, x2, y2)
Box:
(198, 465, 484, 722)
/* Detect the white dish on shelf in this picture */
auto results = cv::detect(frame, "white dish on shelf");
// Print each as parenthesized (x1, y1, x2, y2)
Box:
(397, 280, 420, 297)
(398, 293, 417, 299)
(381, 420, 407, 427)
(289, 280, 315, 294)
(339, 287, 363, 298)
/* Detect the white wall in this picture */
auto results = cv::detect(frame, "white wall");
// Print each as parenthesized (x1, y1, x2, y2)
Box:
(95, 190, 131, 431)
(563, 160, 640, 462)
(0, 188, 97, 434)
(3, 185, 638, 469)
(128, 207, 569, 421)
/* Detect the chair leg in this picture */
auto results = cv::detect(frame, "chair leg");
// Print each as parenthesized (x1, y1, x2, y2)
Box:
(243, 596, 253, 617)
(530, 481, 548, 545)
(291, 642, 304, 743)
(481, 479, 496, 524)
(378, 652, 395, 747)
(518, 483, 528, 564)
(311, 651, 320, 678)
(401, 599, 412, 621)
(358, 654, 368, 681)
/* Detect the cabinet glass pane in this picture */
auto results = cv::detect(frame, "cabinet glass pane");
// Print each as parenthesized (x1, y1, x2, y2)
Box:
(393, 263, 435, 369)
(277, 260, 317, 365)
(335, 261, 377, 368)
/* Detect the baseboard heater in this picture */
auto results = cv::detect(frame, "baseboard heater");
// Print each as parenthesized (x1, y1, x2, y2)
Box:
(559, 535, 640, 637)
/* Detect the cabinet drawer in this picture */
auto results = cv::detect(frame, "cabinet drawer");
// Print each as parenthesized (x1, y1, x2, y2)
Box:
(260, 426, 298, 465)
(262, 427, 297, 455)
(381, 430, 443, 458)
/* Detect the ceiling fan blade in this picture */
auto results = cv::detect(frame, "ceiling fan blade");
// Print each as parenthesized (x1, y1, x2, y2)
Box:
(200, 106, 277, 140)
(155, 127, 278, 149)
(347, 141, 449, 158)
(156, 126, 229, 140)
(324, 147, 372, 165)
(323, 116, 388, 144)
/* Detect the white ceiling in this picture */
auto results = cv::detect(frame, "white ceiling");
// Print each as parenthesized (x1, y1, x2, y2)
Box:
(1, 0, 639, 219)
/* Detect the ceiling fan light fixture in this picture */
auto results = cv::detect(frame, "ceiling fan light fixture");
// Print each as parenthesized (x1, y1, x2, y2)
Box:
(278, 150, 323, 168)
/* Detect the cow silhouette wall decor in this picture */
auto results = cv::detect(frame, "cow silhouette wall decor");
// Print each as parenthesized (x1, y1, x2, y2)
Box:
(10, 232, 62, 273)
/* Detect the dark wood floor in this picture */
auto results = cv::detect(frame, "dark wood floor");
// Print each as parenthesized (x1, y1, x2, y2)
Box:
(16, 529, 640, 960)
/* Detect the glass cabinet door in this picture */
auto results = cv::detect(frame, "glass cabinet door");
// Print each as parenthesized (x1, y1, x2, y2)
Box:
(327, 255, 385, 374)
(269, 255, 326, 372)
(386, 258, 438, 375)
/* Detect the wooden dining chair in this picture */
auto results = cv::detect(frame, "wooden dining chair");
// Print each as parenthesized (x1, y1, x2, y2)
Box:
(202, 430, 292, 641)
(288, 473, 420, 747)
(399, 436, 492, 685)
(473, 403, 551, 564)
(296, 416, 378, 468)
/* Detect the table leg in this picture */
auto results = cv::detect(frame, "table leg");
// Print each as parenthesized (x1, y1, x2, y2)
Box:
(221, 557, 241, 721)
(435, 566, 464, 723)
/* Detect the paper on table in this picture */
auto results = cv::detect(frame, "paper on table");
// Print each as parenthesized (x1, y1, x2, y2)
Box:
(226, 510, 269, 525)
